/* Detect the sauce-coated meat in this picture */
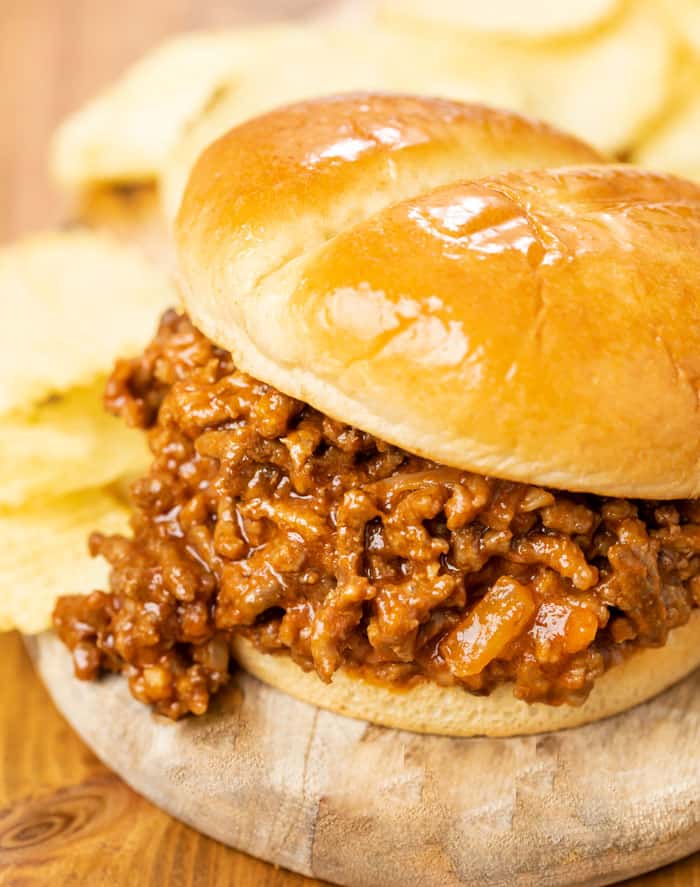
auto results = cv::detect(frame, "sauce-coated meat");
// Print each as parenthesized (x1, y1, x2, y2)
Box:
(53, 312, 700, 718)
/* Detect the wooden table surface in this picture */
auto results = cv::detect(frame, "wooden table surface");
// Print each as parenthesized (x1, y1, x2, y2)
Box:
(0, 2, 698, 885)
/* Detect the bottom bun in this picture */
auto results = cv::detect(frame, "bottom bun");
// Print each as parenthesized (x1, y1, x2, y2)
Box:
(232, 611, 700, 737)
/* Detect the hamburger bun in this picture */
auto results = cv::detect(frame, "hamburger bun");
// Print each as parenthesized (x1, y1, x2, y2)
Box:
(177, 94, 700, 500)
(175, 94, 700, 734)
(233, 611, 700, 736)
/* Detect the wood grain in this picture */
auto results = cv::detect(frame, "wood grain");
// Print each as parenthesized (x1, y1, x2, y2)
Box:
(1, 1, 700, 884)
(0, 629, 697, 886)
(15, 631, 700, 887)
(0, 631, 327, 887)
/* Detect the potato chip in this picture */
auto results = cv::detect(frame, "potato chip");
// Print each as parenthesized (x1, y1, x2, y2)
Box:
(379, 0, 621, 42)
(377, 1, 674, 153)
(162, 28, 523, 221)
(0, 230, 175, 416)
(0, 379, 149, 508)
(77, 184, 175, 271)
(0, 489, 129, 633)
(655, 0, 700, 56)
(50, 26, 315, 188)
(634, 91, 700, 180)
(521, 0, 674, 152)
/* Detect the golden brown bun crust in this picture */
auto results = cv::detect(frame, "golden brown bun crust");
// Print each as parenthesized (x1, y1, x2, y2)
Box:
(232, 611, 700, 737)
(179, 94, 700, 498)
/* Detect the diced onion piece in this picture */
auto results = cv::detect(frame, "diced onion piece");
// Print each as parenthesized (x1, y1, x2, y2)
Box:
(533, 601, 599, 662)
(441, 576, 535, 677)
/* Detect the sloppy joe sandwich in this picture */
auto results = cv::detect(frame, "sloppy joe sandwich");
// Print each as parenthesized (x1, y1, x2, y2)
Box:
(53, 94, 700, 736)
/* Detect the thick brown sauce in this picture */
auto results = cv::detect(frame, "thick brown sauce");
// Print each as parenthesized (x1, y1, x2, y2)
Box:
(53, 312, 700, 718)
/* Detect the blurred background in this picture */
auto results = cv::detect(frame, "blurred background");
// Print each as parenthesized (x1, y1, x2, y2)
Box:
(2, 0, 700, 242)
(0, 0, 327, 239)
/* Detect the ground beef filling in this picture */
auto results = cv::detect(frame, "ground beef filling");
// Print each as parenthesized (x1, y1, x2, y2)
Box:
(53, 311, 700, 718)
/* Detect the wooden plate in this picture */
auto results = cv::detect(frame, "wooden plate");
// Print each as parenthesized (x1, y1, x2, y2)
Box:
(27, 633, 700, 887)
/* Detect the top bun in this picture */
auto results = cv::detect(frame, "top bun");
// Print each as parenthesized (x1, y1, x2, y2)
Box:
(177, 93, 700, 499)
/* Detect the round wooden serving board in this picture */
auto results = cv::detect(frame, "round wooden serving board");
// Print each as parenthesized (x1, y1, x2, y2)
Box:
(28, 633, 700, 887)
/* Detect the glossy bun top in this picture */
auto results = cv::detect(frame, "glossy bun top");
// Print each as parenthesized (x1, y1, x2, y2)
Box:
(177, 93, 700, 498)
